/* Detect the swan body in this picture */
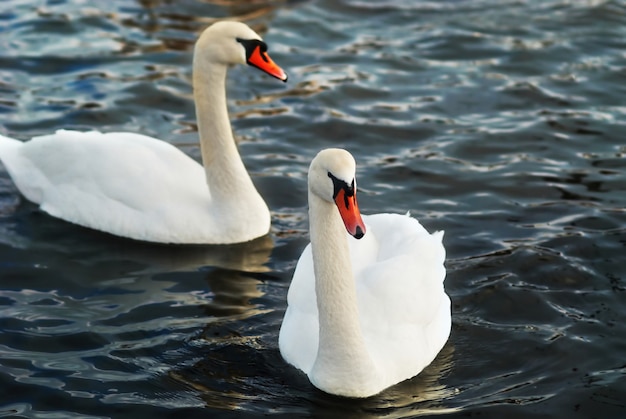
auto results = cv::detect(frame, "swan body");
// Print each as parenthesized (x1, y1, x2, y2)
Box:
(0, 21, 287, 244)
(279, 149, 451, 398)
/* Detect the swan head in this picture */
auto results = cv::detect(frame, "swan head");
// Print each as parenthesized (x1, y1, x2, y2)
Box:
(309, 149, 366, 239)
(195, 21, 287, 82)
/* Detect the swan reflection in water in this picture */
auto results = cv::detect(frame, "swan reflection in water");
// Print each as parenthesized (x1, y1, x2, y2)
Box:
(172, 332, 456, 416)
(0, 203, 274, 274)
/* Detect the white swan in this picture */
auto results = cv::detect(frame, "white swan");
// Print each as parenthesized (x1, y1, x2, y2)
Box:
(279, 148, 451, 398)
(0, 21, 287, 244)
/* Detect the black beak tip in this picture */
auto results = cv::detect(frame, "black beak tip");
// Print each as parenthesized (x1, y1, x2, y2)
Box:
(354, 226, 364, 240)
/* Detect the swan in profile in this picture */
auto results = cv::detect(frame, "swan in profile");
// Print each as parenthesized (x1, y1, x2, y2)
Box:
(279, 148, 451, 398)
(0, 21, 287, 244)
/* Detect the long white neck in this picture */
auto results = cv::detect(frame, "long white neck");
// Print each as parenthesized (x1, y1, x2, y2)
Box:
(308, 190, 378, 393)
(192, 57, 257, 200)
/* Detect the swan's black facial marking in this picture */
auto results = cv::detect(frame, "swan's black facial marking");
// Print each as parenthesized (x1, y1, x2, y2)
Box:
(327, 170, 365, 239)
(328, 172, 355, 209)
(236, 38, 269, 63)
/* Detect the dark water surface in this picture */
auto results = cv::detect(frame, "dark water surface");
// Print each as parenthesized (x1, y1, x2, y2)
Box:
(1, 0, 625, 417)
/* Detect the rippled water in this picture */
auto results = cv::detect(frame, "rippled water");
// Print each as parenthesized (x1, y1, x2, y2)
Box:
(0, 0, 625, 417)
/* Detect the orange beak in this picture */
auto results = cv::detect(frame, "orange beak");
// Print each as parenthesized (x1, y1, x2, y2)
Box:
(247, 45, 288, 82)
(334, 188, 366, 239)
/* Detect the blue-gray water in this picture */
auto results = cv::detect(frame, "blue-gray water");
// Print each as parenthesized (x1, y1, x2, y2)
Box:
(0, 0, 625, 417)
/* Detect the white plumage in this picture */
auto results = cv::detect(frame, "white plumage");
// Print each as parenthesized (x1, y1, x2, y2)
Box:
(279, 149, 451, 398)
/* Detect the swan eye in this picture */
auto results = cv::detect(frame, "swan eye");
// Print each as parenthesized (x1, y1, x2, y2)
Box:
(236, 38, 269, 61)
(328, 172, 355, 200)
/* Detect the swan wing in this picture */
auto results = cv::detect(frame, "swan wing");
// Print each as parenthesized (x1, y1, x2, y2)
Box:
(0, 130, 211, 242)
(279, 242, 319, 372)
(356, 213, 450, 383)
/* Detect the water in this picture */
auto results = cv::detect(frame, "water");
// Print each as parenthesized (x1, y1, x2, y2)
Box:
(0, 0, 625, 417)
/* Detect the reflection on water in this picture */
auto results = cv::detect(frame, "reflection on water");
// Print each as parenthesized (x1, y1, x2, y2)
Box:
(173, 328, 458, 417)
(0, 201, 274, 274)
(0, 0, 625, 417)
(0, 236, 275, 413)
